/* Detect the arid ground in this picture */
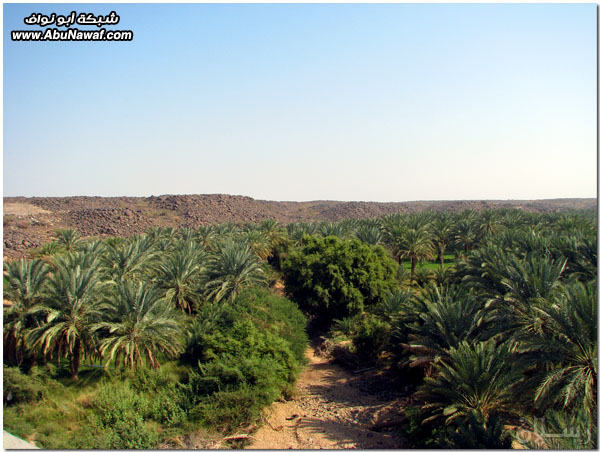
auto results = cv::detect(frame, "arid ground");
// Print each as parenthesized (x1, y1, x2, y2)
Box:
(3, 194, 595, 259)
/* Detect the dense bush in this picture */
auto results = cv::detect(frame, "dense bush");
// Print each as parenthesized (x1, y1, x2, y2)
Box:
(4, 366, 45, 405)
(181, 288, 307, 431)
(90, 382, 159, 449)
(3, 365, 59, 406)
(282, 235, 398, 324)
(189, 385, 264, 429)
(352, 315, 390, 365)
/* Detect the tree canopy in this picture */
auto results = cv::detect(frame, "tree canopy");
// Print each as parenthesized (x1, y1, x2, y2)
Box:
(282, 235, 398, 324)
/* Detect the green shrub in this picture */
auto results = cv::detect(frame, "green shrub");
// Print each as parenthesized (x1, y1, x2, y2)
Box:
(352, 316, 390, 365)
(445, 411, 512, 449)
(282, 235, 398, 325)
(92, 411, 158, 449)
(190, 361, 246, 396)
(128, 365, 176, 392)
(183, 288, 307, 367)
(90, 381, 158, 449)
(241, 288, 308, 364)
(331, 314, 363, 339)
(189, 385, 263, 432)
(402, 405, 452, 448)
(414, 266, 433, 286)
(264, 264, 282, 287)
(186, 318, 298, 398)
(180, 288, 308, 432)
(396, 264, 410, 285)
(3, 365, 59, 406)
(91, 381, 150, 421)
(147, 387, 187, 427)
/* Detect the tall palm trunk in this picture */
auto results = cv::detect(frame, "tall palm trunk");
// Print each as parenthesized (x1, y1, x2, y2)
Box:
(4, 333, 18, 366)
(410, 256, 417, 282)
(436, 246, 446, 268)
(22, 342, 37, 372)
(395, 252, 402, 265)
(70, 338, 82, 380)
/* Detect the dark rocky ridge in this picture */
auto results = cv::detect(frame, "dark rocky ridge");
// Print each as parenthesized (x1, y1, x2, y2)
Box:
(3, 194, 596, 259)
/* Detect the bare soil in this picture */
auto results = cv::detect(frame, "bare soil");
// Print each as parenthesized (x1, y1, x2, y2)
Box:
(3, 203, 52, 216)
(247, 347, 407, 449)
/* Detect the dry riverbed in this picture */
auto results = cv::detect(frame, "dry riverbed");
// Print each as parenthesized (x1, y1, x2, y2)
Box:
(247, 347, 407, 449)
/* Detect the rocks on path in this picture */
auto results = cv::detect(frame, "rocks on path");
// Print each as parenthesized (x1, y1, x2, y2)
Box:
(247, 348, 406, 449)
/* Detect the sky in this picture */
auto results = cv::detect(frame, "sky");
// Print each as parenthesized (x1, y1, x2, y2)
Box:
(3, 3, 597, 202)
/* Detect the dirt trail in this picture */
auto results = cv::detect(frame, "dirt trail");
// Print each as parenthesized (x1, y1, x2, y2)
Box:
(3, 202, 52, 216)
(247, 348, 405, 449)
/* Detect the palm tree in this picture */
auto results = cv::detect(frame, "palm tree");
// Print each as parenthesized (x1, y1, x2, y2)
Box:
(446, 411, 512, 449)
(514, 281, 597, 418)
(204, 240, 267, 303)
(244, 230, 272, 260)
(286, 222, 318, 246)
(376, 289, 415, 321)
(453, 218, 479, 258)
(197, 225, 217, 251)
(147, 226, 178, 251)
(554, 213, 595, 235)
(401, 284, 490, 374)
(177, 227, 198, 243)
(212, 222, 240, 238)
(380, 289, 423, 364)
(319, 221, 349, 239)
(3, 258, 50, 366)
(181, 302, 226, 364)
(382, 222, 408, 264)
(499, 209, 526, 231)
(417, 340, 525, 425)
(477, 209, 502, 238)
(457, 243, 512, 299)
(96, 281, 184, 371)
(404, 213, 432, 231)
(29, 252, 106, 379)
(101, 235, 157, 281)
(430, 215, 453, 267)
(340, 218, 360, 236)
(259, 219, 287, 253)
(397, 227, 434, 282)
(432, 265, 455, 285)
(501, 254, 566, 304)
(495, 229, 550, 259)
(55, 228, 83, 252)
(79, 239, 105, 256)
(355, 224, 385, 246)
(37, 241, 63, 259)
(550, 232, 597, 282)
(514, 407, 597, 449)
(157, 247, 206, 314)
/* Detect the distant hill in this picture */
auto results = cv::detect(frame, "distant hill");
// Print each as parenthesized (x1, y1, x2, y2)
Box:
(3, 194, 596, 259)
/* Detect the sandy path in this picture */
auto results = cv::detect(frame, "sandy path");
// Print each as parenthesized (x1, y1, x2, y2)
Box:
(247, 348, 404, 449)
(3, 431, 38, 449)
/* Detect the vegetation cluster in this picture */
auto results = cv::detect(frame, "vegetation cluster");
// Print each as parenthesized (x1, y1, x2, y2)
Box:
(288, 209, 597, 448)
(3, 221, 306, 448)
(3, 208, 597, 449)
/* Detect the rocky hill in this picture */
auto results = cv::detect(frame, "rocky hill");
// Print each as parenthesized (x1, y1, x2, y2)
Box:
(3, 194, 596, 259)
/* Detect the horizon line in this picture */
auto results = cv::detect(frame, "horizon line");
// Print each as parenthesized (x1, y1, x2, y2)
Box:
(3, 194, 597, 204)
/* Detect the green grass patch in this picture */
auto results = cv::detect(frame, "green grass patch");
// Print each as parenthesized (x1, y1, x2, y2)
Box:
(3, 362, 193, 449)
(401, 254, 456, 271)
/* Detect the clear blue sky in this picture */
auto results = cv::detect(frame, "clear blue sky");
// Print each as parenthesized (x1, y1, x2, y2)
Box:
(3, 3, 597, 201)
